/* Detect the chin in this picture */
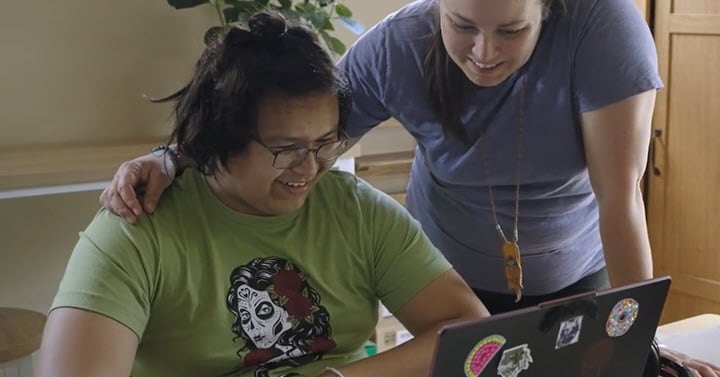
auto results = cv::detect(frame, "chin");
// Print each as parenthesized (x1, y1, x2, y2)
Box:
(463, 67, 513, 87)
(468, 76, 506, 88)
(269, 197, 308, 216)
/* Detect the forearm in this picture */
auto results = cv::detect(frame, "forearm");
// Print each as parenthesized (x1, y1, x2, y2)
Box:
(597, 187, 654, 287)
(322, 269, 489, 377)
(319, 323, 452, 377)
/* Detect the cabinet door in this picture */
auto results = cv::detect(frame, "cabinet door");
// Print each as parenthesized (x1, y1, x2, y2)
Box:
(647, 0, 720, 323)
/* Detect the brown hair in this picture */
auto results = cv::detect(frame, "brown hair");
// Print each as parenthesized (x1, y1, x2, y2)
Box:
(152, 12, 351, 175)
(422, 0, 565, 144)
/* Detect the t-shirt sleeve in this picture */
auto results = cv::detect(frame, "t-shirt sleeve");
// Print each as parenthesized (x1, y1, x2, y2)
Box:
(337, 23, 392, 138)
(51, 210, 158, 338)
(356, 180, 452, 313)
(571, 0, 663, 112)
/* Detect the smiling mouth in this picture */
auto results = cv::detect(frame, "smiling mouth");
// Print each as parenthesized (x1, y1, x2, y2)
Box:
(469, 58, 501, 69)
(278, 180, 309, 188)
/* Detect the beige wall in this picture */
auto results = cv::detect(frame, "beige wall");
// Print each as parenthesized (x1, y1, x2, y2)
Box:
(0, 1, 410, 313)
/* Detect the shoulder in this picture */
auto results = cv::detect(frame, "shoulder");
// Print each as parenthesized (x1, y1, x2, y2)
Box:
(381, 0, 437, 32)
(339, 0, 437, 69)
(313, 170, 370, 204)
(313, 170, 408, 218)
(83, 171, 203, 251)
(558, 0, 649, 35)
(83, 209, 153, 251)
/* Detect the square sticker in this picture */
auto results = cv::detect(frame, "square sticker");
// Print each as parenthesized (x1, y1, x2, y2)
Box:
(555, 315, 583, 349)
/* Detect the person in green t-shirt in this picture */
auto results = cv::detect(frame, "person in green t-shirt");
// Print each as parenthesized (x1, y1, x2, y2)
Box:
(36, 11, 489, 377)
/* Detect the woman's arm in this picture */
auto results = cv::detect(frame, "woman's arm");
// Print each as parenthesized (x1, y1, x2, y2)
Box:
(580, 90, 657, 287)
(319, 269, 489, 377)
(36, 308, 139, 377)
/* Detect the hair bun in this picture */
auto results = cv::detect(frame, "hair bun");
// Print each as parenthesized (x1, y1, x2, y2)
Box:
(248, 12, 288, 42)
(224, 26, 254, 47)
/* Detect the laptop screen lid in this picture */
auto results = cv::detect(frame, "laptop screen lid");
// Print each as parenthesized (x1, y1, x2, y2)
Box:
(429, 276, 671, 377)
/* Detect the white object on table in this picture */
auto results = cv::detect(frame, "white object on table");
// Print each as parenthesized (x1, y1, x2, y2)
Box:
(0, 355, 34, 377)
(332, 158, 355, 174)
(656, 313, 720, 365)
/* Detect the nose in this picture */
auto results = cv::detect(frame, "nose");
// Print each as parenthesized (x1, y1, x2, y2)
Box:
(292, 150, 320, 175)
(471, 33, 498, 62)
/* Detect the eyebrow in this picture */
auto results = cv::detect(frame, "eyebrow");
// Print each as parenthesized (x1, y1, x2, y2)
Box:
(448, 11, 526, 28)
(264, 128, 338, 145)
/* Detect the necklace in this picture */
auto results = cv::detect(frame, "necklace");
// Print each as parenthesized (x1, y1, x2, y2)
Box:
(479, 72, 526, 303)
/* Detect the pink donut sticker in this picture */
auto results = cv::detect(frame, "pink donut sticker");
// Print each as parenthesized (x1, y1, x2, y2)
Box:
(464, 335, 507, 377)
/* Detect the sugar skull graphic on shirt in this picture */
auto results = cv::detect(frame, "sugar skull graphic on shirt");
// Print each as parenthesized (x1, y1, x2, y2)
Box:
(226, 257, 336, 377)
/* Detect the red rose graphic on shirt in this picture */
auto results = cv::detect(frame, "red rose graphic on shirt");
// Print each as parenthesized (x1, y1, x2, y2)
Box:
(244, 349, 274, 367)
(284, 293, 313, 320)
(273, 270, 303, 296)
(310, 337, 337, 354)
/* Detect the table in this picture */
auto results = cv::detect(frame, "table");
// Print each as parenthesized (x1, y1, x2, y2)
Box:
(656, 313, 720, 365)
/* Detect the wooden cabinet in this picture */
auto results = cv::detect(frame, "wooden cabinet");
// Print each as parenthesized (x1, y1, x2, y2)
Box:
(647, 0, 720, 323)
(355, 120, 415, 205)
(634, 0, 650, 20)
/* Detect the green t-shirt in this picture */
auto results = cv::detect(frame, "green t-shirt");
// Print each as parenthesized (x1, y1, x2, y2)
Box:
(52, 170, 451, 377)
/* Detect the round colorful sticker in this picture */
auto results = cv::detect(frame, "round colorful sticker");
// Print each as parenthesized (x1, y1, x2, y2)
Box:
(605, 298, 639, 337)
(464, 335, 507, 377)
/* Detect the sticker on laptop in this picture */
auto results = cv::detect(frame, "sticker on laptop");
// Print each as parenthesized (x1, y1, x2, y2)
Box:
(606, 298, 639, 337)
(464, 335, 507, 377)
(555, 315, 583, 349)
(496, 344, 533, 377)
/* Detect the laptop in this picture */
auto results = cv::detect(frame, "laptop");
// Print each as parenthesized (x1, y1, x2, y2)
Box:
(429, 276, 671, 377)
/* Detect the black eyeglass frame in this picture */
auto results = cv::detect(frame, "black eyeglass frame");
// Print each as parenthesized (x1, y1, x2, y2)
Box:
(253, 133, 350, 169)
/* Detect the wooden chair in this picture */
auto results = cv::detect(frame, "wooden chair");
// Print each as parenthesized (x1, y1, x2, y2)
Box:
(0, 307, 46, 377)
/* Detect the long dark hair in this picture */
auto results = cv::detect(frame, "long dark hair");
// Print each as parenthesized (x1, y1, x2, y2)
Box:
(152, 12, 352, 175)
(422, 0, 565, 144)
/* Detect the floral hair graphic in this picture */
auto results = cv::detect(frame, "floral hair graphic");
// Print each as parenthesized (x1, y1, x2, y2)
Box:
(271, 269, 314, 323)
(464, 335, 506, 377)
(226, 257, 336, 377)
(605, 298, 639, 337)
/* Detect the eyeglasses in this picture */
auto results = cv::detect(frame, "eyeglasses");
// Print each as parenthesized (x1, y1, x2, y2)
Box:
(254, 137, 349, 169)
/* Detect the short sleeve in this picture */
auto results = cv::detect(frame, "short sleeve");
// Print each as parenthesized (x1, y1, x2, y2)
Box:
(337, 23, 392, 138)
(572, 0, 663, 112)
(51, 210, 158, 338)
(357, 180, 452, 313)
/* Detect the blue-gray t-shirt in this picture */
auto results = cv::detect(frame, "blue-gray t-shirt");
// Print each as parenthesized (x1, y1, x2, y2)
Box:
(338, 0, 663, 294)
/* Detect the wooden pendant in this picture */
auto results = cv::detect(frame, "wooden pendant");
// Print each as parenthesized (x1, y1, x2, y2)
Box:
(502, 241, 524, 302)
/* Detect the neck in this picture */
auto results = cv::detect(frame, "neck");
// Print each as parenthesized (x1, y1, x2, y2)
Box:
(205, 173, 265, 216)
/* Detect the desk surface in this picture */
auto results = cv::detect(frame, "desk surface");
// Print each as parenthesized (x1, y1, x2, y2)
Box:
(656, 314, 720, 365)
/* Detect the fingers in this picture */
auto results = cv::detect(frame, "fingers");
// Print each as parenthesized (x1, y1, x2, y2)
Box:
(117, 165, 143, 216)
(99, 180, 138, 224)
(98, 161, 146, 224)
(660, 346, 720, 377)
(684, 361, 720, 377)
(99, 151, 175, 222)
(112, 169, 140, 223)
(141, 164, 173, 214)
(140, 150, 176, 213)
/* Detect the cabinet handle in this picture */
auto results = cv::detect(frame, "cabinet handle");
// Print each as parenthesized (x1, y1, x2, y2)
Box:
(650, 129, 662, 176)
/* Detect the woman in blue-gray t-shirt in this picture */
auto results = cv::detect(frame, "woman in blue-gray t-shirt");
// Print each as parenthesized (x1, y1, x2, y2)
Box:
(102, 0, 662, 314)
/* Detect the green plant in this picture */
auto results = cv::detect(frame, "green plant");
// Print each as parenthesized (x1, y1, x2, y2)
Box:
(167, 0, 365, 56)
